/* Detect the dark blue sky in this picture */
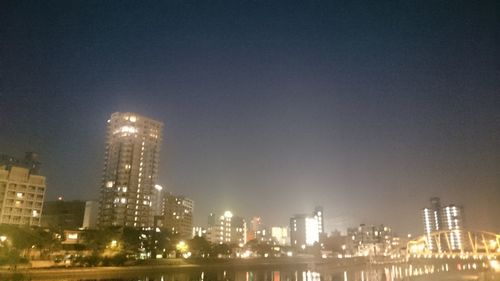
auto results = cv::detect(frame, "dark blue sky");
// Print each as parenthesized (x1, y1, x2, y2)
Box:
(1, 0, 499, 234)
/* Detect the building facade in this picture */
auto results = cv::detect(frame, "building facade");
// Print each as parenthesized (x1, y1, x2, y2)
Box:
(290, 206, 324, 248)
(83, 200, 99, 229)
(98, 112, 163, 228)
(442, 204, 464, 251)
(0, 166, 46, 226)
(422, 197, 443, 251)
(160, 193, 194, 239)
(421, 197, 465, 252)
(346, 224, 395, 256)
(207, 211, 247, 245)
(41, 200, 86, 230)
(271, 226, 290, 246)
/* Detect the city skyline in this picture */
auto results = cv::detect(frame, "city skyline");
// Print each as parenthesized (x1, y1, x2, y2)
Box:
(1, 1, 499, 235)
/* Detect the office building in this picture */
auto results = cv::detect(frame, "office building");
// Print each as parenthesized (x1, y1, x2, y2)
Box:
(207, 211, 247, 245)
(271, 226, 290, 246)
(313, 206, 325, 240)
(98, 112, 163, 228)
(290, 214, 307, 247)
(161, 193, 194, 239)
(346, 224, 395, 256)
(0, 165, 46, 226)
(83, 200, 99, 229)
(41, 199, 86, 230)
(290, 206, 325, 248)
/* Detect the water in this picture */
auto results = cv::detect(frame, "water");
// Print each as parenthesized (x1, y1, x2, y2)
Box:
(22, 261, 500, 281)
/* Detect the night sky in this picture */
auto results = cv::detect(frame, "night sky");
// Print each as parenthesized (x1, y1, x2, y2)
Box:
(1, 1, 499, 235)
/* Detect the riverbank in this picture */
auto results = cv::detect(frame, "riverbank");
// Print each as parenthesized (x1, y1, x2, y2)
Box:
(0, 258, 321, 280)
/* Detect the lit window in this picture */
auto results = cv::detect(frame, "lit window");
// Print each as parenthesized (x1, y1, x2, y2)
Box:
(16, 192, 23, 198)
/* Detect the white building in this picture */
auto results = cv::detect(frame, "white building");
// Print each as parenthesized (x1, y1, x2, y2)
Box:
(98, 112, 163, 228)
(0, 166, 46, 226)
(271, 226, 290, 245)
(82, 200, 99, 229)
(290, 206, 324, 248)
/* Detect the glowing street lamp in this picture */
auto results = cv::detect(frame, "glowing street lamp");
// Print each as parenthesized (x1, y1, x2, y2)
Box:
(0, 236, 6, 242)
(176, 241, 188, 253)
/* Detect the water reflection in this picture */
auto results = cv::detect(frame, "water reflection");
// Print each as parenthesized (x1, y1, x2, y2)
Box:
(73, 261, 495, 281)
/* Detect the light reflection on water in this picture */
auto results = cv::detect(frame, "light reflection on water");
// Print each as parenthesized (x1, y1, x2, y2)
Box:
(73, 261, 497, 281)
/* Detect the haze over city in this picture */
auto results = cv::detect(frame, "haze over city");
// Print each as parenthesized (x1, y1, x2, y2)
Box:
(1, 0, 499, 236)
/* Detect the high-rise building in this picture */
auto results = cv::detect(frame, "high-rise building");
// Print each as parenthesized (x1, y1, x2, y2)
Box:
(313, 206, 325, 238)
(422, 197, 442, 251)
(98, 112, 163, 228)
(442, 204, 464, 251)
(421, 197, 465, 252)
(0, 165, 46, 226)
(207, 212, 216, 227)
(161, 193, 194, 239)
(207, 211, 247, 245)
(290, 206, 325, 248)
(290, 214, 307, 247)
(347, 224, 395, 256)
(83, 200, 99, 229)
(271, 226, 290, 245)
(248, 216, 262, 241)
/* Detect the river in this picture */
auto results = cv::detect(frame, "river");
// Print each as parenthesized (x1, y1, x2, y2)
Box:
(11, 260, 500, 281)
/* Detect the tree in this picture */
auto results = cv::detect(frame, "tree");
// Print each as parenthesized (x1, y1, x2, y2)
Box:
(188, 236, 211, 258)
(211, 243, 231, 258)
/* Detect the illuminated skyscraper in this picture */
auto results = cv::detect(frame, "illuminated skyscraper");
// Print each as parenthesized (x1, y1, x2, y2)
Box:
(442, 204, 464, 251)
(422, 197, 465, 252)
(98, 112, 163, 228)
(422, 197, 442, 251)
(313, 206, 324, 237)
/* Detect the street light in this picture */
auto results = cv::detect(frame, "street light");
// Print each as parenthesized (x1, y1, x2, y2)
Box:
(176, 240, 188, 253)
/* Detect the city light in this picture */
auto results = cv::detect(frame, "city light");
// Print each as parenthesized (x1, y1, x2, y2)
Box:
(1, 1, 499, 277)
(176, 241, 188, 253)
(223, 211, 233, 218)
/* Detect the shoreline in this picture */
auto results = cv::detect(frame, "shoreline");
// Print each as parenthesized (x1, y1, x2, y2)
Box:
(0, 259, 319, 280)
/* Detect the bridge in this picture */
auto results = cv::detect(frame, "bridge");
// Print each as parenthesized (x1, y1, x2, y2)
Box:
(407, 230, 500, 258)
